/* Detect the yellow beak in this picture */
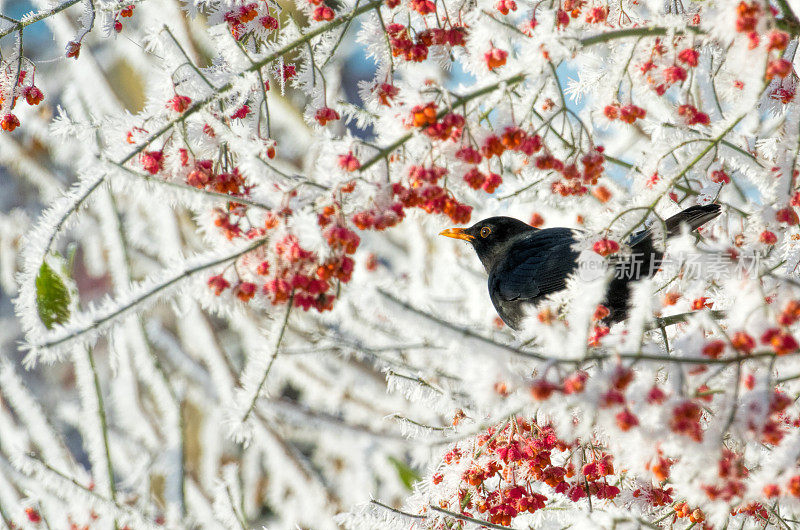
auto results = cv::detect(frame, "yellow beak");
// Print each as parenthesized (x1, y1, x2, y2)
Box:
(439, 227, 474, 241)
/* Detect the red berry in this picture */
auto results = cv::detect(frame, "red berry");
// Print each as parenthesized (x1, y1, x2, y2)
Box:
(593, 238, 620, 256)
(1, 113, 20, 132)
(485, 48, 508, 70)
(760, 230, 778, 245)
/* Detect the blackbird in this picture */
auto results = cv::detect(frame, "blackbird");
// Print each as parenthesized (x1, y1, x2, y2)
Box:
(440, 204, 721, 330)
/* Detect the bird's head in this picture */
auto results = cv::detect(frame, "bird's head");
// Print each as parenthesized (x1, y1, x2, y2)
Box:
(440, 216, 535, 271)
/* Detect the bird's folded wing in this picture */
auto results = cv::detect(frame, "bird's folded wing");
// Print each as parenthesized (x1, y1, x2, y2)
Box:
(490, 229, 580, 302)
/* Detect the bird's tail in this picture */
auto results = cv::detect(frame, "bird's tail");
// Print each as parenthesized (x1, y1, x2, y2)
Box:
(627, 203, 721, 250)
(664, 204, 721, 237)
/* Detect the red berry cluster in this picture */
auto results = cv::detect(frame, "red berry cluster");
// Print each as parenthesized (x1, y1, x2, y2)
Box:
(776, 206, 799, 225)
(778, 299, 800, 326)
(25, 507, 42, 523)
(603, 103, 646, 124)
(186, 160, 251, 195)
(494, 0, 516, 15)
(733, 3, 794, 85)
(530, 366, 689, 439)
(733, 501, 772, 524)
(140, 151, 165, 175)
(424, 113, 464, 141)
(637, 37, 703, 100)
(540, 148, 606, 197)
(710, 169, 730, 184)
(730, 330, 756, 353)
(113, 4, 135, 33)
(208, 218, 358, 313)
(766, 30, 790, 52)
(670, 401, 704, 442)
(266, 234, 334, 310)
(747, 388, 792, 445)
(385, 23, 466, 63)
(585, 6, 608, 23)
(677, 48, 699, 67)
(691, 296, 713, 310)
(139, 149, 260, 240)
(735, 1, 760, 36)
(553, 0, 610, 28)
(231, 105, 251, 120)
(760, 230, 778, 244)
(312, 2, 335, 22)
(677, 104, 710, 126)
(352, 202, 405, 230)
(314, 106, 340, 126)
(663, 65, 688, 84)
(167, 94, 192, 113)
(454, 127, 542, 194)
(631, 483, 674, 508)
(436, 418, 620, 527)
(375, 82, 399, 106)
(338, 152, 361, 172)
(261, 15, 279, 30)
(761, 327, 799, 355)
(409, 0, 435, 15)
(24, 85, 44, 105)
(645, 450, 674, 482)
(187, 159, 254, 239)
(588, 324, 611, 347)
(593, 238, 619, 256)
(322, 223, 360, 256)
(409, 102, 437, 128)
(224, 3, 260, 39)
(1, 70, 44, 133)
(66, 40, 81, 59)
(530, 366, 648, 431)
(482, 127, 544, 159)
(701, 339, 726, 359)
(757, 474, 800, 512)
(387, 165, 473, 224)
(485, 47, 508, 70)
(702, 448, 749, 501)
(463, 169, 502, 193)
(672, 502, 707, 525)
(408, 101, 464, 140)
(1, 113, 20, 132)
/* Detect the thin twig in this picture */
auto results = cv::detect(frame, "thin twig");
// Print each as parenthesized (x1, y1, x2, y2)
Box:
(579, 25, 703, 47)
(377, 288, 546, 360)
(241, 296, 293, 423)
(84, 347, 118, 529)
(0, 0, 83, 38)
(369, 499, 426, 519)
(429, 505, 516, 529)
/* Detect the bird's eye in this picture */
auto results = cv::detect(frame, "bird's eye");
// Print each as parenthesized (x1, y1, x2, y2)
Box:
(480, 227, 492, 238)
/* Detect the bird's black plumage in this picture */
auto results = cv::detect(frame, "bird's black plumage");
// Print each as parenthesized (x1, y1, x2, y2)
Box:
(440, 204, 721, 330)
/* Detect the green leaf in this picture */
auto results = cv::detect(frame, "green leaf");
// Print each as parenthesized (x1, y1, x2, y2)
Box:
(387, 456, 420, 491)
(460, 490, 471, 510)
(36, 260, 72, 329)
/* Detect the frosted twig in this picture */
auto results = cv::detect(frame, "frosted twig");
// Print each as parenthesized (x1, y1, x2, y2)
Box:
(31, 237, 270, 354)
(0, 0, 83, 38)
(240, 298, 292, 424)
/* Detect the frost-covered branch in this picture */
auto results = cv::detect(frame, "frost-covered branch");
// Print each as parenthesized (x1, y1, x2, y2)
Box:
(28, 237, 270, 360)
(0, 0, 84, 38)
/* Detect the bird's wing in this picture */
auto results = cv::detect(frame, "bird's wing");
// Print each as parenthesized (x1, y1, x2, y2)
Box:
(490, 228, 581, 302)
